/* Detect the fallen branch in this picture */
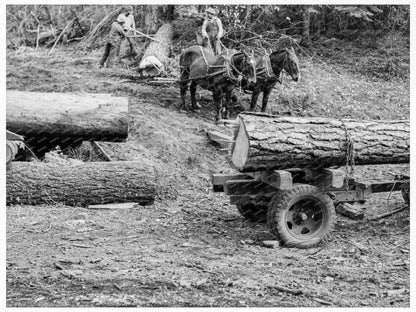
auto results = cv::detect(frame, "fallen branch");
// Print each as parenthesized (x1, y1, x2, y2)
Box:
(369, 205, 408, 221)
(49, 18, 77, 54)
(92, 141, 113, 161)
(35, 24, 40, 51)
(268, 285, 303, 295)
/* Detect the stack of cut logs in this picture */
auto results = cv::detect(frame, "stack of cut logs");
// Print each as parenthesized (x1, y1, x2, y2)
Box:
(6, 91, 156, 207)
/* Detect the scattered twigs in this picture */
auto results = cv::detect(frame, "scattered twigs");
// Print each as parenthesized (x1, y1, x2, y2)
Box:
(35, 24, 40, 51)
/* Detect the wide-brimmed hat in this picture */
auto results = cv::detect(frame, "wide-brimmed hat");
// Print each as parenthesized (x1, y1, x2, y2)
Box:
(126, 6, 133, 13)
(116, 14, 126, 23)
(206, 8, 216, 15)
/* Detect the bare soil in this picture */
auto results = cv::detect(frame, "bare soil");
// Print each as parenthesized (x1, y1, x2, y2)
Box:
(6, 36, 410, 307)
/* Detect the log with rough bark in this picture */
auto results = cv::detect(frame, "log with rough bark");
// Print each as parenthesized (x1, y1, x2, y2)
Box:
(6, 91, 129, 155)
(139, 23, 173, 77)
(6, 160, 156, 207)
(230, 113, 410, 172)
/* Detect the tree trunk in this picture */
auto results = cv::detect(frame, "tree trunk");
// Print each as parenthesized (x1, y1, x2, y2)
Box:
(6, 91, 129, 156)
(139, 23, 173, 77)
(300, 6, 311, 47)
(230, 113, 410, 172)
(7, 161, 156, 207)
(144, 5, 159, 33)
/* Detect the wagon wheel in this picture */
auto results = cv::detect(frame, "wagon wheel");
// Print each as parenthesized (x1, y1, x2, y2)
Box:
(236, 195, 272, 223)
(267, 184, 336, 248)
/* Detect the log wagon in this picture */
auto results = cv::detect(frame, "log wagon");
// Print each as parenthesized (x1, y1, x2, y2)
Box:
(212, 113, 410, 248)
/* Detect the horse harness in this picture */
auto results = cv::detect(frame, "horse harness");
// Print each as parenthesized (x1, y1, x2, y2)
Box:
(256, 50, 286, 84)
(179, 47, 250, 85)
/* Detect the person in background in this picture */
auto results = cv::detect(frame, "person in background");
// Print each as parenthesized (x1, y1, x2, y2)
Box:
(201, 7, 224, 55)
(122, 6, 136, 58)
(99, 14, 128, 68)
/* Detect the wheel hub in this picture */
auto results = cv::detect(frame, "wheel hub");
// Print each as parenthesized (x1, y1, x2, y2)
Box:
(287, 199, 325, 238)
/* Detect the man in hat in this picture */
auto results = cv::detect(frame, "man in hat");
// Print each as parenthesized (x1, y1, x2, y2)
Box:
(99, 14, 128, 68)
(201, 7, 224, 55)
(122, 6, 136, 59)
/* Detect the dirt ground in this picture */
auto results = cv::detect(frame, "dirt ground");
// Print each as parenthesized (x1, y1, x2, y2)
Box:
(5, 37, 410, 308)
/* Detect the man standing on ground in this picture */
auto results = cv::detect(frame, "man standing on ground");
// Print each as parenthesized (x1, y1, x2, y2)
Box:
(122, 6, 136, 59)
(99, 14, 128, 68)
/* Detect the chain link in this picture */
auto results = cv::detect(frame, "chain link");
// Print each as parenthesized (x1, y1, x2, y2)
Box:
(341, 120, 355, 190)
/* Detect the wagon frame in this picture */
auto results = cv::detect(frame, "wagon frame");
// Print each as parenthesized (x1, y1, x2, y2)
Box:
(212, 167, 409, 248)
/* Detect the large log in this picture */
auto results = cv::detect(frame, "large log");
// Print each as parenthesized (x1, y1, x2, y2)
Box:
(6, 161, 156, 207)
(139, 23, 173, 77)
(6, 91, 129, 155)
(230, 113, 410, 172)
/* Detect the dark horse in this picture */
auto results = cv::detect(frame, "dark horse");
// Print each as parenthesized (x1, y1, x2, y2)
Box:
(179, 45, 256, 121)
(241, 46, 300, 112)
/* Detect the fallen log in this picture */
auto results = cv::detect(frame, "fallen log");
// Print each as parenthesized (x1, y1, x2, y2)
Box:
(78, 7, 125, 50)
(230, 113, 409, 172)
(139, 23, 173, 77)
(6, 161, 156, 207)
(6, 91, 129, 156)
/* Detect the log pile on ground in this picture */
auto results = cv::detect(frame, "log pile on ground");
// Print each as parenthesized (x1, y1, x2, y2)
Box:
(229, 113, 410, 172)
(139, 23, 173, 77)
(6, 90, 129, 156)
(6, 160, 156, 207)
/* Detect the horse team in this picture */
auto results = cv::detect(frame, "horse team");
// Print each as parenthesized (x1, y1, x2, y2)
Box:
(178, 44, 300, 122)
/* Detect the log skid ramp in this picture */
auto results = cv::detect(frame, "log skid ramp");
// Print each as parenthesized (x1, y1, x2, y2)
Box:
(212, 113, 410, 249)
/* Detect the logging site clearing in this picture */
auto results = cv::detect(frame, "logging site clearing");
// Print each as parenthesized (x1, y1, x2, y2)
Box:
(6, 30, 410, 307)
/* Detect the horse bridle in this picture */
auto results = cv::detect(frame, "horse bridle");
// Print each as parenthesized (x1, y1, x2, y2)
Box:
(260, 49, 288, 83)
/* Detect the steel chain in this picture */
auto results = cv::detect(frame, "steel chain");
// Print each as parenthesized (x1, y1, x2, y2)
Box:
(341, 120, 355, 190)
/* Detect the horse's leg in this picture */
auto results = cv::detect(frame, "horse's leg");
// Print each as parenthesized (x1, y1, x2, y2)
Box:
(223, 86, 233, 119)
(179, 78, 188, 111)
(190, 81, 201, 111)
(250, 87, 261, 111)
(261, 87, 272, 112)
(213, 90, 223, 122)
(178, 65, 189, 110)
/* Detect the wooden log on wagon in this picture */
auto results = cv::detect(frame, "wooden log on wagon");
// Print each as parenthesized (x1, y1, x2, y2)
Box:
(6, 161, 156, 207)
(230, 113, 409, 172)
(6, 91, 129, 155)
(138, 23, 173, 77)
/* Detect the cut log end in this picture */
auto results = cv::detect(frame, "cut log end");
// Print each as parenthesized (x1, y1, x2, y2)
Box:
(230, 117, 250, 170)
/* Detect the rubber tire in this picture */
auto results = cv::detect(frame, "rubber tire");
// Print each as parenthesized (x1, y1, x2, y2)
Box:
(267, 184, 336, 249)
(236, 195, 272, 223)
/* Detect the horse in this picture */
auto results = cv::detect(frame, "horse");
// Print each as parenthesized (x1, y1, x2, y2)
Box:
(178, 45, 256, 121)
(240, 46, 300, 112)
